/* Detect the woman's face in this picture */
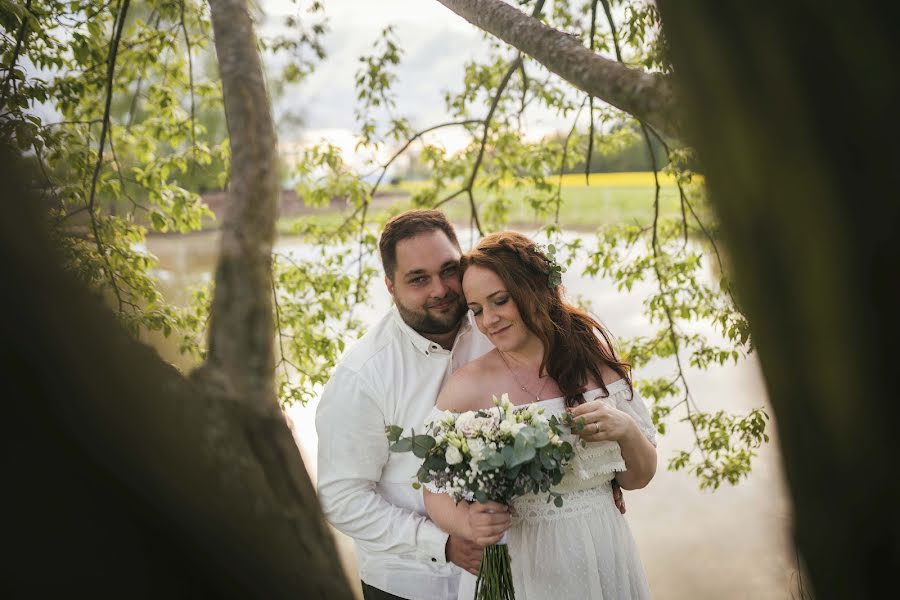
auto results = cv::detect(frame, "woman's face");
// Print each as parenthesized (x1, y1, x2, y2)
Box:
(463, 265, 531, 352)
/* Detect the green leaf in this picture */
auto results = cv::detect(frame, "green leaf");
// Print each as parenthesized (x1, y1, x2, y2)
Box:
(508, 444, 535, 468)
(411, 434, 436, 459)
(389, 438, 412, 453)
(385, 424, 403, 442)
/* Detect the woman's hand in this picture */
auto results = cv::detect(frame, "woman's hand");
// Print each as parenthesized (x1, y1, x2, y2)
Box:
(467, 501, 511, 547)
(568, 398, 637, 444)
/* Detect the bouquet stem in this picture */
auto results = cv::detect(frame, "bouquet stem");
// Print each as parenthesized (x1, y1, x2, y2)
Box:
(474, 543, 515, 600)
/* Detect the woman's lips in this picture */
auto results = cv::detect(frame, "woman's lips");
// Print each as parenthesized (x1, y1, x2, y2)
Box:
(490, 324, 511, 336)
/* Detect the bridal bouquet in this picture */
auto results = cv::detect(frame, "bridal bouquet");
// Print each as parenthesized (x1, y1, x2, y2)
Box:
(385, 394, 576, 600)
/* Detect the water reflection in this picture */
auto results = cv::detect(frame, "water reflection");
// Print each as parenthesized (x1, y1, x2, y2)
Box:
(146, 230, 795, 600)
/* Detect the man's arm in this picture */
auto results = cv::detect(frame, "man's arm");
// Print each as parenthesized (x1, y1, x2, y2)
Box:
(315, 367, 449, 563)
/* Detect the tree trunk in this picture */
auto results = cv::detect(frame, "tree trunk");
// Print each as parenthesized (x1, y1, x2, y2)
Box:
(1, 0, 354, 594)
(200, 0, 280, 409)
(434, 0, 682, 140)
(657, 1, 900, 596)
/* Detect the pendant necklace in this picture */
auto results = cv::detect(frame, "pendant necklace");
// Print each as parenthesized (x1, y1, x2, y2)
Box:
(498, 350, 549, 402)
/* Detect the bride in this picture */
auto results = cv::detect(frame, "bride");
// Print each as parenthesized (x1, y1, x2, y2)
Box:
(424, 231, 656, 600)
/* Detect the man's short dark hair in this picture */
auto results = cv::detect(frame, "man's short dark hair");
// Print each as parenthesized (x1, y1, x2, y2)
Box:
(379, 209, 461, 280)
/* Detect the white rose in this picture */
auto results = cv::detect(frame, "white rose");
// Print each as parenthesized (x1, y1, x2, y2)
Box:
(445, 445, 463, 465)
(467, 438, 486, 460)
(532, 412, 549, 425)
(499, 419, 514, 434)
(511, 422, 526, 435)
(455, 411, 479, 436)
(468, 416, 494, 437)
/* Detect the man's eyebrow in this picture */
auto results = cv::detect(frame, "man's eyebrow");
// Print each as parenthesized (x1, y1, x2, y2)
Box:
(403, 269, 427, 278)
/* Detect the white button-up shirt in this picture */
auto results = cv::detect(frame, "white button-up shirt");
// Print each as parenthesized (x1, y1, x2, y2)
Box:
(316, 305, 493, 600)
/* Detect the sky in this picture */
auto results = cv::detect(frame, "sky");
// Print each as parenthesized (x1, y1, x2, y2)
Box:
(261, 0, 573, 166)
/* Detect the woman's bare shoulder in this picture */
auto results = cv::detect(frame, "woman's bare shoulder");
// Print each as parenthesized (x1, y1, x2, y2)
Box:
(436, 351, 500, 412)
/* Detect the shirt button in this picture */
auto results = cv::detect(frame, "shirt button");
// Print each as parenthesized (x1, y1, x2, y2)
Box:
(431, 557, 437, 562)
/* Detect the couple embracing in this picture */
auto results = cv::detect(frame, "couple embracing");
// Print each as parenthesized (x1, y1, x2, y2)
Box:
(316, 210, 656, 600)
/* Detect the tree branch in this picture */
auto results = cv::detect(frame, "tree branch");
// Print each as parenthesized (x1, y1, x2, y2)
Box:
(434, 0, 682, 140)
(87, 0, 131, 313)
(180, 1, 197, 152)
(368, 118, 483, 197)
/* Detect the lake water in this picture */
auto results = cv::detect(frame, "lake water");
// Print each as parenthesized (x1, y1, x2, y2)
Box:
(146, 229, 798, 599)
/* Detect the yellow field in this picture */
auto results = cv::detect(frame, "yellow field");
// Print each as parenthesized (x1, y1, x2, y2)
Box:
(554, 171, 682, 187)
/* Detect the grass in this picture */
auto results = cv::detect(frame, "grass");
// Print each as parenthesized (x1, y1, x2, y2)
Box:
(277, 172, 694, 235)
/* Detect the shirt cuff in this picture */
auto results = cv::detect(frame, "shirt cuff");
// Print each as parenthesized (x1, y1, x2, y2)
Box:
(418, 519, 450, 565)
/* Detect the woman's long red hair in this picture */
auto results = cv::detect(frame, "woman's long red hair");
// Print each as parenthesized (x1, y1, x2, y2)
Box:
(461, 231, 631, 405)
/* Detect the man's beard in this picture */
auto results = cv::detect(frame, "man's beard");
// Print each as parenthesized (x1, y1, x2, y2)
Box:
(395, 293, 467, 335)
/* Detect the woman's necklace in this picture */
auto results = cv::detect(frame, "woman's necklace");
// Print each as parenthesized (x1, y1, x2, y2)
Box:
(497, 350, 550, 402)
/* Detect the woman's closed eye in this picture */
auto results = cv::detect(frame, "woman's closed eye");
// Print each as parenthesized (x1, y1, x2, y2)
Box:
(469, 296, 507, 317)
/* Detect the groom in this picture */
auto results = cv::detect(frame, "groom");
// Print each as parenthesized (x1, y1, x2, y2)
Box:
(316, 210, 491, 600)
(316, 210, 624, 600)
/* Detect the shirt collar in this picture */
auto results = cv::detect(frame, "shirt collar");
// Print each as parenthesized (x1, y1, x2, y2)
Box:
(391, 304, 473, 356)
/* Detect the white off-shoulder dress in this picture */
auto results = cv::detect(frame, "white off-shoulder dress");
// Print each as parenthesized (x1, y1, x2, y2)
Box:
(438, 379, 656, 600)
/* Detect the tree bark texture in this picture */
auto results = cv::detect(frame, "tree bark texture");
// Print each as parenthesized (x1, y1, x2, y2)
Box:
(435, 0, 682, 140)
(0, 149, 354, 597)
(657, 1, 900, 596)
(203, 0, 279, 409)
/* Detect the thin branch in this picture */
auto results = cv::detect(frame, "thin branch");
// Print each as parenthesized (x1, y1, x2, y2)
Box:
(271, 271, 292, 382)
(555, 97, 588, 225)
(642, 120, 705, 454)
(644, 124, 739, 307)
(127, 11, 160, 129)
(180, 0, 196, 153)
(517, 59, 528, 130)
(354, 198, 369, 305)
(466, 188, 483, 235)
(457, 0, 545, 236)
(0, 0, 33, 109)
(87, 0, 132, 312)
(368, 118, 483, 197)
(466, 55, 521, 194)
(598, 0, 707, 458)
(584, 0, 600, 185)
(433, 187, 466, 209)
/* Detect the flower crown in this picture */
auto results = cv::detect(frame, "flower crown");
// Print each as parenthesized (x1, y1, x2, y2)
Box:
(532, 243, 566, 288)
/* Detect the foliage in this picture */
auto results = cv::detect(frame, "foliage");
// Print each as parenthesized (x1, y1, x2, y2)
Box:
(2, 0, 768, 487)
(0, 0, 336, 405)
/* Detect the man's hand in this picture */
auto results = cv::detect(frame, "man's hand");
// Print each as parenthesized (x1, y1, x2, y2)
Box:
(612, 478, 626, 514)
(446, 535, 482, 575)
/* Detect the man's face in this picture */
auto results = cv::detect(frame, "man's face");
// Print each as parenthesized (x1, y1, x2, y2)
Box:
(385, 230, 467, 335)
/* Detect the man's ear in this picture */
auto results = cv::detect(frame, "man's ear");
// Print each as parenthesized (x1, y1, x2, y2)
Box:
(385, 274, 395, 296)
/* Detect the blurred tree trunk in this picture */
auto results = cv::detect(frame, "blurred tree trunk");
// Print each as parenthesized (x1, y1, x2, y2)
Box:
(0, 0, 353, 596)
(657, 1, 900, 597)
